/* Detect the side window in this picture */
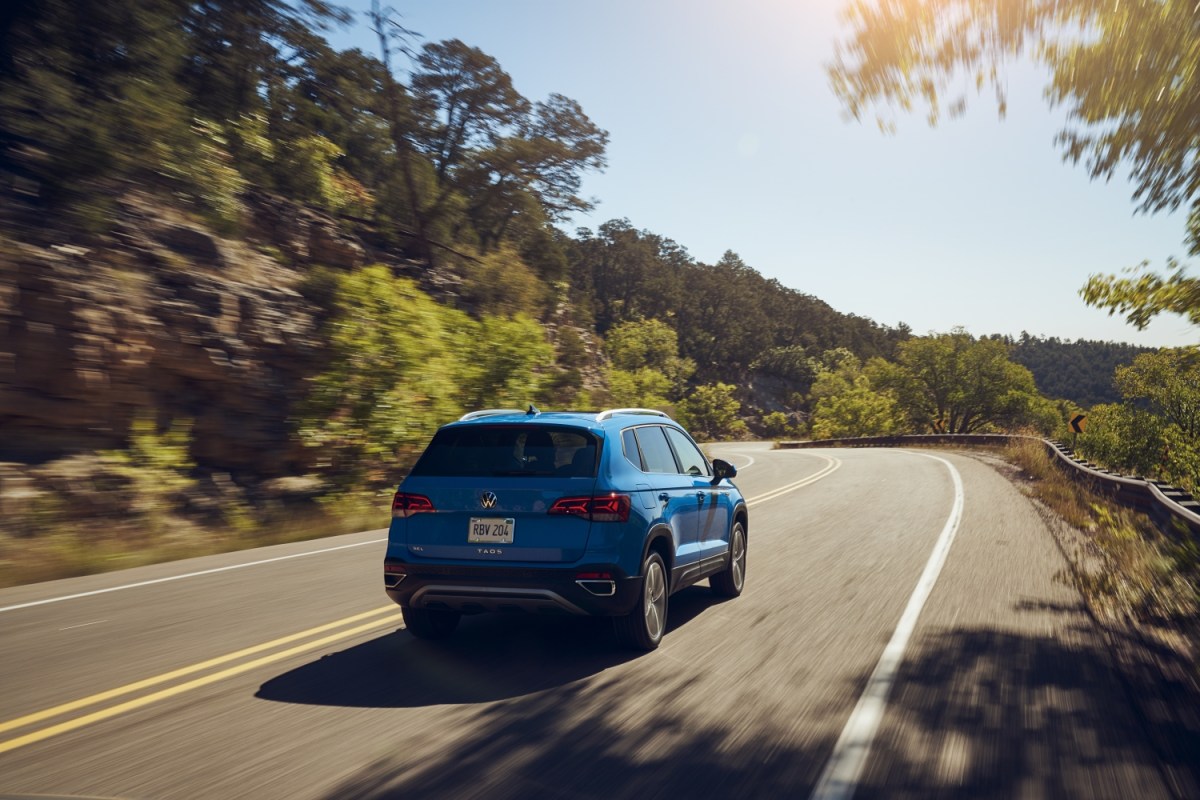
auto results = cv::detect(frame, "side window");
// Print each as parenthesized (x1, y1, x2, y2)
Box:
(621, 428, 644, 471)
(634, 426, 680, 474)
(664, 427, 711, 477)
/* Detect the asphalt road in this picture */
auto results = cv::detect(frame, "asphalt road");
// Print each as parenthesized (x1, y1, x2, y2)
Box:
(0, 445, 1184, 799)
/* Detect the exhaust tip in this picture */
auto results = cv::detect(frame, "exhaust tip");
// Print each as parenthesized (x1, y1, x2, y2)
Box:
(575, 579, 616, 597)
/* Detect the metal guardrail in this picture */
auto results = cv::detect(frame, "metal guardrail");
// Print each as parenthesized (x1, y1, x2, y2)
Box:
(777, 434, 1200, 537)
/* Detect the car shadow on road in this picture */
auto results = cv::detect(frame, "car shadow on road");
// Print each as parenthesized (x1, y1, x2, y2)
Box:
(255, 584, 722, 709)
(308, 620, 1200, 800)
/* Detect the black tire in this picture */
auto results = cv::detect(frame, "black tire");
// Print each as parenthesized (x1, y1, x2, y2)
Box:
(401, 606, 461, 640)
(710, 521, 746, 598)
(614, 551, 668, 651)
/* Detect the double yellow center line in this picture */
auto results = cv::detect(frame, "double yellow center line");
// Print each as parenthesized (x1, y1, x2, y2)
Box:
(746, 454, 841, 506)
(0, 606, 402, 755)
(2, 455, 840, 756)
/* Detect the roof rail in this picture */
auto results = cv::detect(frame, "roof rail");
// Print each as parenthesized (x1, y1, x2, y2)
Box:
(595, 408, 669, 422)
(458, 408, 526, 421)
(458, 405, 541, 422)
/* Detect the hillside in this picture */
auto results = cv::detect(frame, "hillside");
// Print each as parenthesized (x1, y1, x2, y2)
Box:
(1002, 333, 1152, 408)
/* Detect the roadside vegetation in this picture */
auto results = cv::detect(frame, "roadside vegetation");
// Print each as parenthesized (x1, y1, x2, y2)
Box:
(1, 0, 1197, 586)
(1002, 439, 1199, 656)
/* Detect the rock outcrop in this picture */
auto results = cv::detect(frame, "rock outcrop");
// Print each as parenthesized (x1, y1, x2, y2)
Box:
(1, 194, 323, 477)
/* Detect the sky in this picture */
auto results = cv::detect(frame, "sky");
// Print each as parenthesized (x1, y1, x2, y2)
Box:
(327, 0, 1197, 348)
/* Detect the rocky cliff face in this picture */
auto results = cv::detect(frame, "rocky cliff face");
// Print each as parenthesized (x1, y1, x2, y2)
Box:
(1, 194, 327, 477)
(0, 191, 610, 534)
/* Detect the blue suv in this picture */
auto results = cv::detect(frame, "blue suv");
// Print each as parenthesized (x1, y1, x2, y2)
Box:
(384, 407, 747, 650)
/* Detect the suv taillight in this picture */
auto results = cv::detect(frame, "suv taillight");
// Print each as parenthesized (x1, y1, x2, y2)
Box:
(392, 492, 434, 518)
(548, 493, 631, 523)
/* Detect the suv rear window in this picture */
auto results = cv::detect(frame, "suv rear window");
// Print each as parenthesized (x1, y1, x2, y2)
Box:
(410, 425, 600, 477)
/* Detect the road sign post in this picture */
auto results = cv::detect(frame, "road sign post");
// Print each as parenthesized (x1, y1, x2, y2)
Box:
(1070, 414, 1086, 450)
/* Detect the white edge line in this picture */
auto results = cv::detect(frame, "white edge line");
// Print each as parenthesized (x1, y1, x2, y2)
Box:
(728, 454, 756, 471)
(0, 537, 387, 614)
(809, 452, 965, 800)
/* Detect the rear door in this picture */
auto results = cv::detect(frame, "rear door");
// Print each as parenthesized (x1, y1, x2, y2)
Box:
(632, 425, 703, 575)
(397, 425, 599, 563)
(662, 426, 731, 566)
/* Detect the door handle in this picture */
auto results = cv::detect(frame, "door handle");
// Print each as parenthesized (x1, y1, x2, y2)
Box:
(659, 493, 670, 502)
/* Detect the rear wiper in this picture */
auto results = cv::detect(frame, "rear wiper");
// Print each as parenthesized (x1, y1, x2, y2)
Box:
(492, 470, 556, 476)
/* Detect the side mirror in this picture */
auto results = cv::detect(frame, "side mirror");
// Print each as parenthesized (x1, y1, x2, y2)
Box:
(711, 458, 737, 483)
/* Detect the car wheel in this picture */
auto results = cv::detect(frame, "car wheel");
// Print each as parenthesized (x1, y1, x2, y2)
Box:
(710, 521, 746, 598)
(401, 606, 461, 640)
(614, 550, 668, 651)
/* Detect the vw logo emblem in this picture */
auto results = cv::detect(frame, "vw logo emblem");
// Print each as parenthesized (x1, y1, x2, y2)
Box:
(481, 491, 498, 509)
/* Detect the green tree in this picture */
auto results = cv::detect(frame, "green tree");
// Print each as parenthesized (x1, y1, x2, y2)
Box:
(1076, 403, 1168, 478)
(677, 383, 749, 441)
(605, 318, 695, 391)
(751, 345, 818, 384)
(761, 411, 800, 439)
(811, 375, 903, 439)
(410, 39, 607, 251)
(871, 330, 1043, 433)
(607, 368, 673, 409)
(412, 39, 528, 181)
(808, 348, 863, 403)
(1115, 349, 1200, 439)
(602, 318, 694, 408)
(570, 220, 687, 332)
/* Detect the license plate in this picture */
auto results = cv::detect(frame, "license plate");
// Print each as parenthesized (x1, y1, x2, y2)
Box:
(468, 517, 515, 543)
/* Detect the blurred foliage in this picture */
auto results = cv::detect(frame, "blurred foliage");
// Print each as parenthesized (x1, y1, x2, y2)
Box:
(160, 118, 247, 231)
(460, 313, 553, 410)
(830, 0, 1200, 339)
(109, 413, 197, 506)
(1082, 260, 1200, 333)
(297, 265, 548, 487)
(456, 245, 549, 317)
(830, 0, 1200, 224)
(297, 265, 472, 483)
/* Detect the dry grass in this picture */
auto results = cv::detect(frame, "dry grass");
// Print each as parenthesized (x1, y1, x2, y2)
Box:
(1003, 438, 1199, 627)
(0, 495, 388, 589)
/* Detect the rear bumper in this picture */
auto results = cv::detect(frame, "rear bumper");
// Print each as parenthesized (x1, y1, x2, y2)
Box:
(384, 559, 641, 616)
